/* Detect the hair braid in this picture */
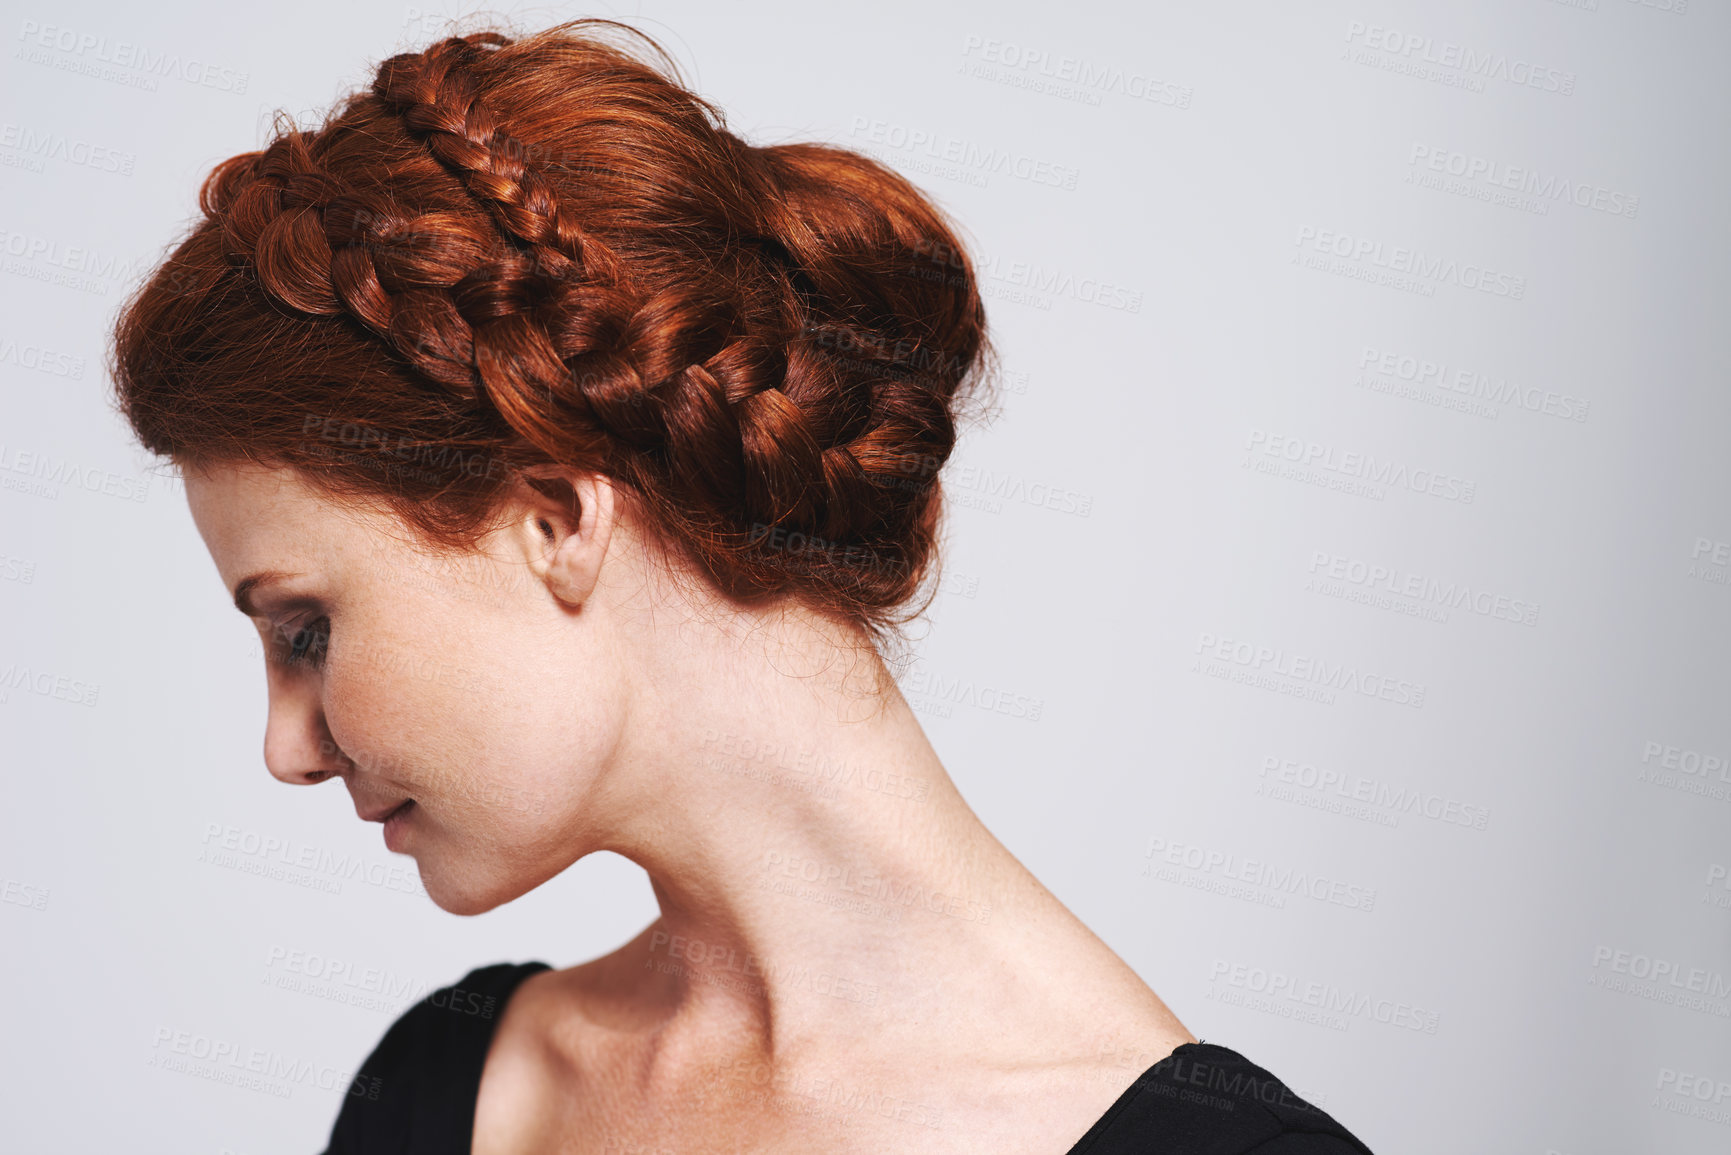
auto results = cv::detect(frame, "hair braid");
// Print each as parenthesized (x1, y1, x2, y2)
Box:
(117, 20, 995, 638)
(222, 35, 932, 535)
(370, 34, 897, 534)
(371, 35, 623, 288)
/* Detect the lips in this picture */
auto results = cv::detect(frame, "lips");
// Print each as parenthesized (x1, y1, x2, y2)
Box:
(360, 799, 414, 823)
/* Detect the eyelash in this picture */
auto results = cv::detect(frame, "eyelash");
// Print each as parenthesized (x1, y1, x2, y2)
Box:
(275, 616, 330, 669)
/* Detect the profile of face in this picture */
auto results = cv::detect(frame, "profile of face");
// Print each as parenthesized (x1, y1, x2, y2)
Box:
(116, 26, 983, 929)
(186, 460, 634, 917)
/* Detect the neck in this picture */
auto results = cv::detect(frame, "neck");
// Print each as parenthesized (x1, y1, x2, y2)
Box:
(577, 599, 1142, 1079)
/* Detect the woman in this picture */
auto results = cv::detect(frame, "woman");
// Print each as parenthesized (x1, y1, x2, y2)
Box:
(112, 21, 1374, 1154)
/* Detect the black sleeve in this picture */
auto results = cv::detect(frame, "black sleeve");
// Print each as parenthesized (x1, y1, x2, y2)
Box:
(1195, 1045, 1376, 1155)
(1069, 1042, 1376, 1154)
(320, 962, 548, 1155)
(1243, 1133, 1378, 1154)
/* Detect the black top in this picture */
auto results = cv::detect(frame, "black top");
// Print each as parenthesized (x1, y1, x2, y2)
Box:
(323, 962, 1375, 1154)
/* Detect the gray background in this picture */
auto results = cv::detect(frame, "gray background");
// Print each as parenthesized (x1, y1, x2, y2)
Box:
(2, 0, 1727, 1151)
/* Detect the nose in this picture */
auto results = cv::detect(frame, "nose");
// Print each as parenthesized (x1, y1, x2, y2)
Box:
(261, 665, 349, 786)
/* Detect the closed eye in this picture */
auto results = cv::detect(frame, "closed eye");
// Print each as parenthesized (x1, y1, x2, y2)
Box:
(271, 616, 330, 669)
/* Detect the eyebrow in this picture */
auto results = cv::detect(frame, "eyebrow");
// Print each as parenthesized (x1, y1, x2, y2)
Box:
(232, 570, 302, 617)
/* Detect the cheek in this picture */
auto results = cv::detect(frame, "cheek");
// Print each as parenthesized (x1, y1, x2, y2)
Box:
(318, 644, 472, 778)
(323, 619, 621, 828)
(452, 687, 618, 841)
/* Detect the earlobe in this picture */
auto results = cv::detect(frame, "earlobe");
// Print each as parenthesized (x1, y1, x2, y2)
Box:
(521, 471, 614, 608)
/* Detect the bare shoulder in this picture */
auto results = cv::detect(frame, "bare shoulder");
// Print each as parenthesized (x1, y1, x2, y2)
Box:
(471, 968, 564, 1155)
(491, 922, 671, 1042)
(914, 984, 1197, 1151)
(933, 1027, 1198, 1152)
(472, 943, 651, 1155)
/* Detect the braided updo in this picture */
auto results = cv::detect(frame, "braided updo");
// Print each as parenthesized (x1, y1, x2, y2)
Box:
(112, 21, 993, 636)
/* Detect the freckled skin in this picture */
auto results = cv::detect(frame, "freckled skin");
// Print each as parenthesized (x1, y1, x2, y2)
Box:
(185, 459, 1195, 1153)
(188, 460, 634, 915)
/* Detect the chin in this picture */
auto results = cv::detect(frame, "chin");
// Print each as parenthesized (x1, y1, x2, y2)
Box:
(414, 854, 542, 917)
(428, 891, 506, 917)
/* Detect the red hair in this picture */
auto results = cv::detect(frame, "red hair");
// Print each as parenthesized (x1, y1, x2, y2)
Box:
(112, 21, 993, 636)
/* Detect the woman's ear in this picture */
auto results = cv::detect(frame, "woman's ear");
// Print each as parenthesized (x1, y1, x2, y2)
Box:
(512, 468, 617, 607)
